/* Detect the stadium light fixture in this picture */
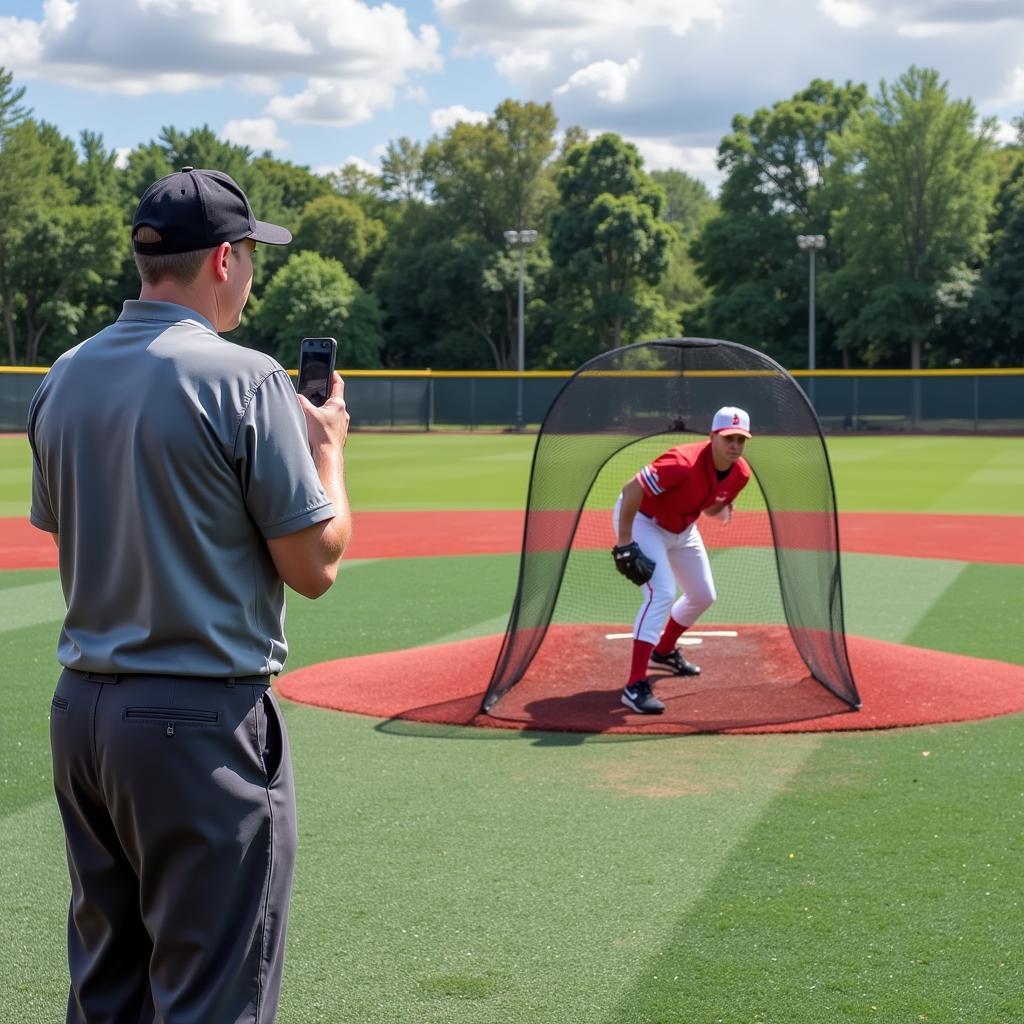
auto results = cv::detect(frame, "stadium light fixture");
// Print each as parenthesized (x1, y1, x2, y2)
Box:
(504, 228, 539, 430)
(796, 234, 826, 405)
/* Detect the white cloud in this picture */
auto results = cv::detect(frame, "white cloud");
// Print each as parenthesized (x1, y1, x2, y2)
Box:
(987, 65, 1024, 108)
(313, 155, 378, 177)
(496, 47, 552, 77)
(896, 20, 960, 37)
(239, 75, 280, 95)
(627, 136, 723, 190)
(430, 104, 489, 131)
(992, 118, 1018, 145)
(221, 117, 288, 151)
(0, 0, 442, 128)
(42, 0, 77, 33)
(0, 16, 44, 66)
(436, 0, 728, 53)
(267, 77, 398, 128)
(345, 155, 379, 174)
(555, 57, 640, 104)
(818, 0, 875, 29)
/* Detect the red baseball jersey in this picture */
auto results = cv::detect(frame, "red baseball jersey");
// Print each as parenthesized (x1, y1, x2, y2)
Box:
(635, 441, 750, 533)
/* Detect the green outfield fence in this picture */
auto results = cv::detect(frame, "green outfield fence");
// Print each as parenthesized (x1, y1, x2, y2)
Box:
(1, 366, 1022, 434)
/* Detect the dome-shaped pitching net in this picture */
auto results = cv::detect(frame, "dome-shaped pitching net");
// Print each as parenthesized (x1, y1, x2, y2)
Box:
(482, 338, 860, 714)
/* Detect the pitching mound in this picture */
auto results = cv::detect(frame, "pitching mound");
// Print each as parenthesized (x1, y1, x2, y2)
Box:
(276, 624, 1024, 734)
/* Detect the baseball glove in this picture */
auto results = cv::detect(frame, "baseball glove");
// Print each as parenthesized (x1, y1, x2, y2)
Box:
(611, 542, 656, 585)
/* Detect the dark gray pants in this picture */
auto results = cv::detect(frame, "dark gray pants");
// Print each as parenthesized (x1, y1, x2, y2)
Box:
(50, 670, 298, 1024)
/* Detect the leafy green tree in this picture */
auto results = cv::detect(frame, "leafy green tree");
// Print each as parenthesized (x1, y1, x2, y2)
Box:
(956, 155, 1024, 365)
(76, 130, 125, 206)
(158, 125, 253, 183)
(15, 198, 126, 363)
(691, 78, 868, 366)
(121, 141, 174, 213)
(548, 133, 672, 355)
(294, 195, 386, 286)
(0, 112, 125, 364)
(0, 66, 28, 138)
(375, 217, 511, 369)
(374, 101, 560, 368)
(252, 155, 332, 220)
(650, 169, 716, 332)
(824, 67, 997, 368)
(329, 163, 392, 224)
(379, 137, 426, 203)
(253, 251, 383, 368)
(650, 169, 714, 239)
(0, 67, 35, 361)
(423, 100, 558, 239)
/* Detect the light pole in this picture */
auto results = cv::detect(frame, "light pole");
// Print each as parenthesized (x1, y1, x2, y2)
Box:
(503, 227, 539, 430)
(796, 233, 826, 406)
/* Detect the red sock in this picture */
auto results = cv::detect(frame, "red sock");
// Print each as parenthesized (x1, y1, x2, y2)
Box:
(655, 617, 688, 656)
(628, 640, 654, 684)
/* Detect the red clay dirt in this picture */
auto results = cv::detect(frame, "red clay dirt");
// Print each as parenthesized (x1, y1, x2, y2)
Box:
(6, 511, 1023, 734)
(276, 623, 1024, 735)
(3, 509, 1023, 570)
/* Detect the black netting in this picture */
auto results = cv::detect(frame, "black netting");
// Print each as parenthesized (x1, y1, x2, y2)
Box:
(482, 338, 860, 714)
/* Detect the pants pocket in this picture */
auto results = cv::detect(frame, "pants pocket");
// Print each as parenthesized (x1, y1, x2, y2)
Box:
(258, 691, 286, 786)
(123, 706, 220, 738)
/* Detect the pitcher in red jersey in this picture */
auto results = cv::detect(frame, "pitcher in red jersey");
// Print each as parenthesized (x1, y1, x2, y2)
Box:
(611, 407, 752, 714)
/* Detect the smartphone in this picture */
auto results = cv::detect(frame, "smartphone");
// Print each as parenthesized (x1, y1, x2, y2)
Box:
(296, 337, 337, 407)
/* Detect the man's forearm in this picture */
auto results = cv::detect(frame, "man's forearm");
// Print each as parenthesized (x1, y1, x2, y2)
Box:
(312, 447, 352, 560)
(617, 483, 644, 546)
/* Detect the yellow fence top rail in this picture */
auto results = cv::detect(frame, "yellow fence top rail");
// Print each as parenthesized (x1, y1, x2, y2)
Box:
(3, 366, 1022, 378)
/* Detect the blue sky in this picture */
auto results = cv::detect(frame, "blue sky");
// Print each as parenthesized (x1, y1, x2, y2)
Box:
(1, 0, 1022, 191)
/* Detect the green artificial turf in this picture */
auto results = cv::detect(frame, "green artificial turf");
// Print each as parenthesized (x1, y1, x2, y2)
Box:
(608, 717, 1024, 1023)
(2, 433, 1024, 1023)
(0, 435, 33, 517)
(4, 432, 1024, 515)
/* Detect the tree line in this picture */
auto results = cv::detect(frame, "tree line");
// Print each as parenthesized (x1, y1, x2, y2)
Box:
(0, 65, 1020, 371)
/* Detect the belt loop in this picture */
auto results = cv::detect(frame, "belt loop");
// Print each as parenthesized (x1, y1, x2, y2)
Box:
(83, 672, 119, 684)
(225, 677, 236, 688)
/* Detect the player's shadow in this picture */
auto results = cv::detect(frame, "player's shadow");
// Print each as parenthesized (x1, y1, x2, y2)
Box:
(370, 677, 853, 737)
(509, 677, 853, 733)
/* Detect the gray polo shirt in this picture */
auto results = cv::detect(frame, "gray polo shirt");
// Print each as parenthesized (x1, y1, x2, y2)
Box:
(28, 300, 335, 677)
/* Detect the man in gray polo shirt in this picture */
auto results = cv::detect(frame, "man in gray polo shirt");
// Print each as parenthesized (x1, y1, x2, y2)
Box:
(27, 167, 351, 1024)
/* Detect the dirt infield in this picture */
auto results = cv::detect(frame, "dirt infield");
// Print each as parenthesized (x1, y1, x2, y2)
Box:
(2, 509, 1023, 570)
(276, 623, 1024, 735)
(5, 510, 1022, 734)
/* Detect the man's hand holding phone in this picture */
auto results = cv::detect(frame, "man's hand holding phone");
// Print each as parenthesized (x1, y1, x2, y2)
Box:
(296, 336, 348, 459)
(298, 371, 349, 457)
(275, 363, 352, 593)
(297, 367, 352, 572)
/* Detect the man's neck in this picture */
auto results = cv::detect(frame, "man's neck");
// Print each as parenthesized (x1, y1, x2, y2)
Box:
(139, 284, 219, 331)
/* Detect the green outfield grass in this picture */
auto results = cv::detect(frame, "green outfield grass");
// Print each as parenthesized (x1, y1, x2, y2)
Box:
(4, 432, 1024, 515)
(2, 434, 1024, 1023)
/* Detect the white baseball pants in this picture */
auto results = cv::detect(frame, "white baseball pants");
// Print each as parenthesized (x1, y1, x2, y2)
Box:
(613, 497, 717, 645)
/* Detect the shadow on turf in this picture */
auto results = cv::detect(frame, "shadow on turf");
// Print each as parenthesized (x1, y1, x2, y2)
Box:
(371, 679, 854, 743)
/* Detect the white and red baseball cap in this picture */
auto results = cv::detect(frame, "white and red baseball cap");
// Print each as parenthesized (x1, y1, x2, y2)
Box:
(710, 406, 752, 438)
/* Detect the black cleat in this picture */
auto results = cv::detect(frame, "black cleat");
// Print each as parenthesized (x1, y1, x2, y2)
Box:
(650, 648, 701, 676)
(621, 679, 665, 715)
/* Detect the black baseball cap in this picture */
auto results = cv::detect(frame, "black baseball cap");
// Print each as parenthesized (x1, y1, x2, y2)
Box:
(132, 167, 292, 255)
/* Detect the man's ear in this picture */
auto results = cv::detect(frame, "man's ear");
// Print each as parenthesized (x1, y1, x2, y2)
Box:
(212, 242, 232, 284)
